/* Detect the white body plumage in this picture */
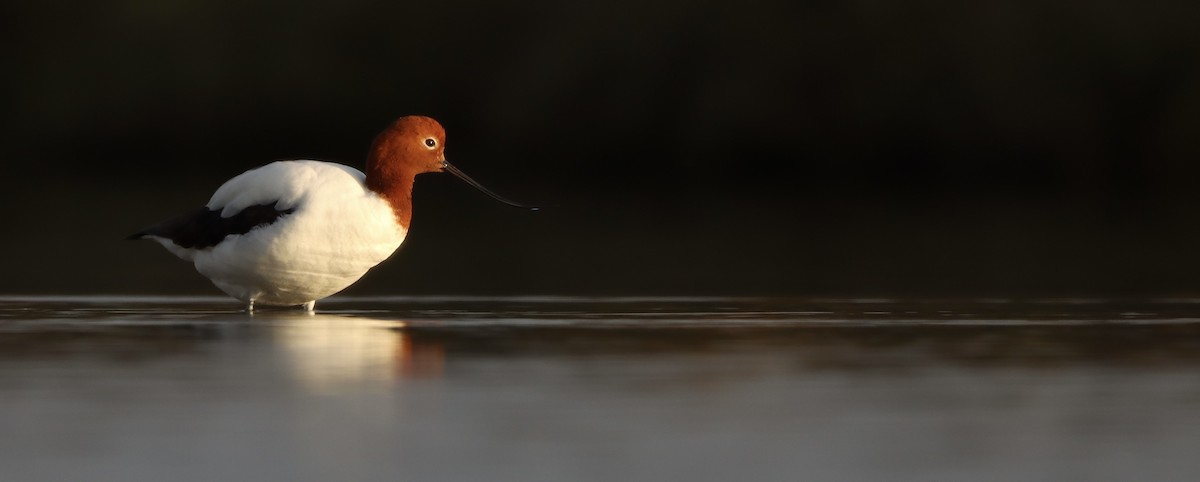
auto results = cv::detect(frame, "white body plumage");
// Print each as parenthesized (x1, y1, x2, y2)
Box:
(148, 160, 407, 307)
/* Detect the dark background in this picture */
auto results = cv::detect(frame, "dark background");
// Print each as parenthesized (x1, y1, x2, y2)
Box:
(4, 0, 1200, 297)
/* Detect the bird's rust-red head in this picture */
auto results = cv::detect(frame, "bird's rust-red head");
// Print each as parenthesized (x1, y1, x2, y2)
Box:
(365, 115, 448, 228)
(367, 115, 447, 181)
(365, 115, 536, 228)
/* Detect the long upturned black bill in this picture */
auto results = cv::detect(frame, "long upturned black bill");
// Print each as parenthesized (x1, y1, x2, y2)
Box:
(443, 161, 539, 210)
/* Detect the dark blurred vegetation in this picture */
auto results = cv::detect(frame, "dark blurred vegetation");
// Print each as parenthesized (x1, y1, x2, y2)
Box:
(3, 0, 1200, 297)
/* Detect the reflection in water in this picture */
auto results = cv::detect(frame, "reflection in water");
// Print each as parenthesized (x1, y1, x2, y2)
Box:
(6, 298, 1200, 481)
(267, 314, 444, 391)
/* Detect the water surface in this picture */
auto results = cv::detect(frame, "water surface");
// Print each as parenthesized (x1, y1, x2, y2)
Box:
(2, 296, 1200, 481)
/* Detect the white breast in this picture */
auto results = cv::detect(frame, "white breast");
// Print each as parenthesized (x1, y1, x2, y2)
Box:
(190, 160, 407, 305)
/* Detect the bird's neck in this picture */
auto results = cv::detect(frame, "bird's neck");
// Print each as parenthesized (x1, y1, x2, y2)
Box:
(365, 152, 416, 230)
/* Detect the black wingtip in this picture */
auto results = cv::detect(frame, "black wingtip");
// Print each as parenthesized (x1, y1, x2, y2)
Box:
(125, 232, 147, 241)
(126, 204, 296, 249)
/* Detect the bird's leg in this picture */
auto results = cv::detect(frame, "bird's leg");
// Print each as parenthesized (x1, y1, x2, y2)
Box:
(246, 300, 255, 313)
(302, 300, 316, 313)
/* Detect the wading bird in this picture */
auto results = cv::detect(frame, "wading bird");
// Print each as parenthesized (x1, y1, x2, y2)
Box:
(128, 115, 533, 312)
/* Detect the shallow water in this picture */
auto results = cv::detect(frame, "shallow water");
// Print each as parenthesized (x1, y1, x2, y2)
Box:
(3, 296, 1200, 481)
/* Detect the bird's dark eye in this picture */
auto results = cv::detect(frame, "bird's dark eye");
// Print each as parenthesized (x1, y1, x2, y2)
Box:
(424, 138, 437, 148)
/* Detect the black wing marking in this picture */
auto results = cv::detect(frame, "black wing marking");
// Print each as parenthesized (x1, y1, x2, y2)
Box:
(127, 202, 297, 249)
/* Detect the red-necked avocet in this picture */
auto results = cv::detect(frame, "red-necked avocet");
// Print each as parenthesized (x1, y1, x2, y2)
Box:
(128, 115, 534, 312)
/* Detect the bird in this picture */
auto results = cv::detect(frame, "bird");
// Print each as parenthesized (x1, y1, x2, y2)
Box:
(128, 115, 534, 312)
